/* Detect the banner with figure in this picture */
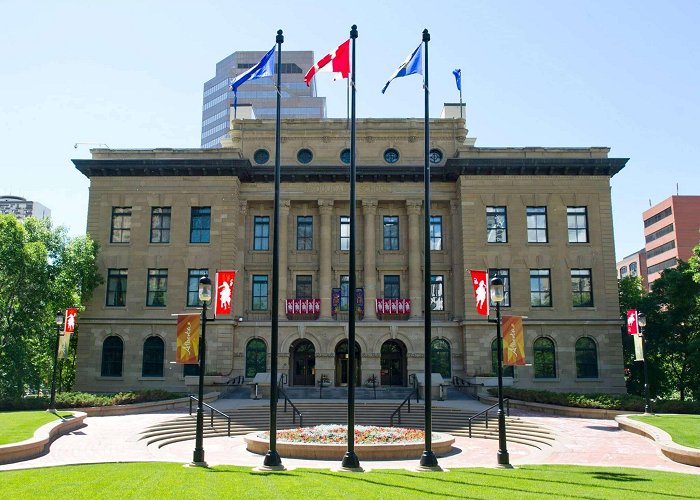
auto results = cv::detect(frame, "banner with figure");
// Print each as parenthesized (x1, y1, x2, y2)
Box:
(215, 270, 236, 317)
(502, 315, 526, 366)
(627, 309, 639, 335)
(176, 314, 200, 364)
(64, 308, 78, 333)
(469, 270, 489, 316)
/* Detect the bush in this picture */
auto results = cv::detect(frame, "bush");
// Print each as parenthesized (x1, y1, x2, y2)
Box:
(0, 390, 184, 411)
(485, 387, 700, 414)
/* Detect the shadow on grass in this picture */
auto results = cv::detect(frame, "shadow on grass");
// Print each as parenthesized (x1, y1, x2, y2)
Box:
(589, 471, 649, 482)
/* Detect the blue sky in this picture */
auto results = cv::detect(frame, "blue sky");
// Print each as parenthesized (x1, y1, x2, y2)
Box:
(1, 0, 698, 259)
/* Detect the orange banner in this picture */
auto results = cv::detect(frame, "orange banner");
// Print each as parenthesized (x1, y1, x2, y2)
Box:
(176, 314, 200, 364)
(502, 315, 526, 366)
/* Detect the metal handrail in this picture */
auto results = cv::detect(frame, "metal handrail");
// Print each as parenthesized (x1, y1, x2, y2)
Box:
(189, 395, 232, 437)
(467, 398, 510, 438)
(278, 386, 303, 427)
(389, 388, 418, 426)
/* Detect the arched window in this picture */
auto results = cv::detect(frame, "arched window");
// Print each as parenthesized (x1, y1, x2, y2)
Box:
(430, 338, 451, 379)
(101, 336, 123, 377)
(246, 338, 267, 378)
(575, 337, 599, 378)
(491, 338, 514, 377)
(533, 337, 556, 378)
(142, 336, 164, 377)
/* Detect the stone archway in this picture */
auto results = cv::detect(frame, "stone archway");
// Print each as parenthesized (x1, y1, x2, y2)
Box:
(290, 339, 315, 386)
(334, 340, 361, 386)
(380, 339, 407, 387)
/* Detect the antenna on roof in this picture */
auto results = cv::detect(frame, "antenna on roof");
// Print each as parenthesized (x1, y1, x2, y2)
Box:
(649, 199, 652, 207)
(676, 182, 679, 195)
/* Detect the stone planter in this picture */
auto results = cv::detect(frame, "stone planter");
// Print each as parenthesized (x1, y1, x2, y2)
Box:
(466, 376, 514, 387)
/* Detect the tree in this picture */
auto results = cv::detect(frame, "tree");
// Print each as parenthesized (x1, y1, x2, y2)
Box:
(0, 215, 101, 399)
(618, 275, 646, 395)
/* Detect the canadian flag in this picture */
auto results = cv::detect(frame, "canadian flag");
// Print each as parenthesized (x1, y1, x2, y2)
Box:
(304, 39, 350, 86)
(627, 309, 639, 335)
(470, 270, 489, 316)
(215, 271, 236, 317)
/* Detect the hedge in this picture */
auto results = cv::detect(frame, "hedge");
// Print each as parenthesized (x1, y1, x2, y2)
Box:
(0, 390, 184, 411)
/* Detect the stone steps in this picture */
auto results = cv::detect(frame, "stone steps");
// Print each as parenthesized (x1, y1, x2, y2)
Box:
(141, 402, 556, 450)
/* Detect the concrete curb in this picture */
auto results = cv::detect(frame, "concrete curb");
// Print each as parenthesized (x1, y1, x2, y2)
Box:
(479, 395, 629, 419)
(0, 412, 87, 465)
(69, 392, 220, 417)
(615, 415, 700, 467)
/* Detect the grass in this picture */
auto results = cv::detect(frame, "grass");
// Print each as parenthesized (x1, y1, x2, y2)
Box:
(0, 411, 72, 445)
(630, 414, 700, 449)
(0, 463, 699, 499)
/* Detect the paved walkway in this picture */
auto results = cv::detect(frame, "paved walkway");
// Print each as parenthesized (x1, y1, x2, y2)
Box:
(1, 399, 698, 474)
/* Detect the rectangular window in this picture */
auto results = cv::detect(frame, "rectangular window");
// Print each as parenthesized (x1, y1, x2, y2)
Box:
(340, 275, 349, 311)
(296, 275, 312, 299)
(567, 207, 588, 243)
(526, 206, 548, 243)
(629, 262, 638, 276)
(146, 269, 168, 307)
(252, 275, 269, 310)
(488, 268, 511, 307)
(106, 268, 128, 306)
(340, 216, 350, 251)
(647, 257, 677, 275)
(530, 269, 552, 307)
(646, 240, 675, 259)
(571, 269, 593, 307)
(253, 216, 270, 250)
(187, 268, 208, 307)
(644, 206, 672, 228)
(645, 223, 674, 244)
(190, 207, 211, 243)
(384, 275, 400, 299)
(297, 216, 313, 250)
(110, 207, 132, 243)
(383, 216, 399, 250)
(430, 216, 443, 250)
(486, 206, 507, 243)
(150, 207, 171, 243)
(430, 275, 444, 311)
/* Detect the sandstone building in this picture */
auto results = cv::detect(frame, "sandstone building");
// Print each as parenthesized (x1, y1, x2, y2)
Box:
(73, 104, 628, 394)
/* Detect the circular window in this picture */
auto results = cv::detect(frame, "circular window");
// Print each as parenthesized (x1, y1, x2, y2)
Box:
(253, 149, 270, 165)
(429, 149, 443, 164)
(340, 148, 351, 165)
(383, 148, 400, 164)
(297, 148, 313, 164)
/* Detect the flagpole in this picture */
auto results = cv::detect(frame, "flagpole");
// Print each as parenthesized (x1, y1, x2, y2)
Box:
(419, 28, 439, 471)
(341, 23, 362, 472)
(263, 28, 285, 471)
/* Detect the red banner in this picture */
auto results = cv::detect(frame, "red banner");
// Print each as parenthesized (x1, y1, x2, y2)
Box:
(176, 314, 200, 364)
(285, 298, 321, 318)
(64, 308, 78, 333)
(470, 270, 489, 316)
(375, 298, 411, 316)
(626, 309, 638, 335)
(502, 316, 526, 366)
(215, 270, 236, 317)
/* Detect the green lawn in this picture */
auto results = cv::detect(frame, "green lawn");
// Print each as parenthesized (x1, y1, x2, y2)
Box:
(631, 414, 700, 449)
(1, 463, 699, 499)
(0, 411, 72, 445)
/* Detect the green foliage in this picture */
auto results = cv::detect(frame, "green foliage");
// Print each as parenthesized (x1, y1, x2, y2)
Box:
(0, 390, 183, 411)
(488, 387, 700, 414)
(0, 215, 101, 399)
(1, 464, 699, 499)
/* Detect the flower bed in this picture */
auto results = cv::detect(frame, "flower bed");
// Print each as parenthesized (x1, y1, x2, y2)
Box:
(245, 425, 455, 460)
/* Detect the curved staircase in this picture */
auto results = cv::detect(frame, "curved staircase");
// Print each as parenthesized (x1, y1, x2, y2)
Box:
(140, 401, 556, 450)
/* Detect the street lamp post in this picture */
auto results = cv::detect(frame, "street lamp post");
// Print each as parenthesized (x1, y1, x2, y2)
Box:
(489, 277, 510, 467)
(192, 274, 212, 467)
(637, 313, 652, 415)
(48, 310, 65, 412)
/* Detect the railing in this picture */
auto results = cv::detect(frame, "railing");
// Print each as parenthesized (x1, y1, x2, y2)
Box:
(409, 373, 420, 402)
(189, 395, 232, 437)
(467, 398, 510, 438)
(277, 374, 302, 427)
(318, 375, 330, 399)
(452, 375, 479, 399)
(389, 386, 419, 426)
(285, 298, 321, 319)
(375, 298, 411, 319)
(213, 374, 245, 387)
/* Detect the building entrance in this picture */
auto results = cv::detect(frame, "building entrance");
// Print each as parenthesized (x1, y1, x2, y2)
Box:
(334, 340, 361, 386)
(380, 339, 406, 386)
(291, 339, 315, 386)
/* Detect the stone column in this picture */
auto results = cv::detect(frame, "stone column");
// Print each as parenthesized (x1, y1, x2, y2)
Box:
(450, 200, 464, 320)
(362, 200, 378, 319)
(406, 200, 422, 318)
(235, 201, 247, 318)
(318, 200, 334, 318)
(278, 200, 290, 319)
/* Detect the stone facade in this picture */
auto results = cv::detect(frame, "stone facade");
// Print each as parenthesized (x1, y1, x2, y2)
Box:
(73, 107, 628, 394)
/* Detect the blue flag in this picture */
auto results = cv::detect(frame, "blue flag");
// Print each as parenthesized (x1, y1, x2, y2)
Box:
(230, 46, 276, 111)
(453, 68, 461, 91)
(381, 44, 423, 94)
